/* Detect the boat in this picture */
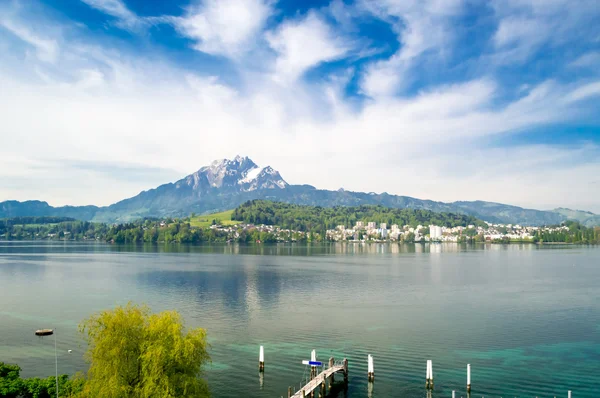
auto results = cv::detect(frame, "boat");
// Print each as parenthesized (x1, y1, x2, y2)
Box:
(35, 329, 54, 336)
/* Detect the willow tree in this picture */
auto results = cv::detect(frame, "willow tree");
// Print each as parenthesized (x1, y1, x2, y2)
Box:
(78, 303, 210, 398)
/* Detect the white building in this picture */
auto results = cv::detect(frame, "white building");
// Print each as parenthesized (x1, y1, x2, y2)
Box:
(430, 225, 443, 240)
(367, 222, 377, 230)
(380, 223, 387, 230)
(356, 221, 364, 229)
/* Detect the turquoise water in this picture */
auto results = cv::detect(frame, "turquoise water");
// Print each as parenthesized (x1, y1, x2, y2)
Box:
(0, 242, 598, 397)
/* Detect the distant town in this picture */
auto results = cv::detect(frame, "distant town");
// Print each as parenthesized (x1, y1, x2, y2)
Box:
(208, 221, 574, 244)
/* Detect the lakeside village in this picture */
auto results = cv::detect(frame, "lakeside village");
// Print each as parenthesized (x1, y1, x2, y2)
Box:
(210, 221, 570, 243)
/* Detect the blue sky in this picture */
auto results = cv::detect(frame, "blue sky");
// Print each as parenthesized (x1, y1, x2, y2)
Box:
(1, 0, 599, 212)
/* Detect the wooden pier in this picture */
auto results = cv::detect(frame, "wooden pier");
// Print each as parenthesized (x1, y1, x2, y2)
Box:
(288, 358, 348, 398)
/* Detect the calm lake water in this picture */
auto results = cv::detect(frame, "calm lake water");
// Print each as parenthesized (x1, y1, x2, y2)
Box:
(1, 242, 599, 397)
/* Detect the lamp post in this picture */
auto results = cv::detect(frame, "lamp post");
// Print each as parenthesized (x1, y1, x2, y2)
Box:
(35, 328, 58, 398)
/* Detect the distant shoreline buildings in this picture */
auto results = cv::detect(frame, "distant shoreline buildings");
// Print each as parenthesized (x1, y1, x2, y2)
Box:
(325, 221, 570, 243)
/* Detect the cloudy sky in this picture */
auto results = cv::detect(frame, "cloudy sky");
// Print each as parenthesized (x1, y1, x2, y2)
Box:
(1, 0, 599, 212)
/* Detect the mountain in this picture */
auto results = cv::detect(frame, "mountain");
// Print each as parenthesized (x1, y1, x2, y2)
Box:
(0, 200, 99, 220)
(91, 156, 288, 222)
(1, 156, 598, 226)
(552, 208, 600, 227)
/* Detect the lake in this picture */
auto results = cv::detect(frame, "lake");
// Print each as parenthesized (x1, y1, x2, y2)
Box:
(1, 242, 598, 397)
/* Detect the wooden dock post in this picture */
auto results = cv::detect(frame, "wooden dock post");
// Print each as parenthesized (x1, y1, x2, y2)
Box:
(259, 345, 264, 371)
(368, 354, 374, 381)
(425, 360, 432, 389)
(329, 357, 335, 385)
(343, 358, 349, 383)
(467, 364, 471, 393)
(288, 386, 292, 398)
(311, 350, 317, 379)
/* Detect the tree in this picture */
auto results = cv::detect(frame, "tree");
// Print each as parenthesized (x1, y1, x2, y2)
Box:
(78, 303, 210, 398)
(0, 363, 84, 398)
(0, 362, 22, 398)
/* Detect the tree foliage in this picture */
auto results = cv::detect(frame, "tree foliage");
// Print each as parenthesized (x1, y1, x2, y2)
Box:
(232, 200, 487, 231)
(0, 362, 84, 398)
(78, 303, 210, 398)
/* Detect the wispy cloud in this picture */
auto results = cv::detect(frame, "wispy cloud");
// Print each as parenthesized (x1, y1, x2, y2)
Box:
(570, 52, 600, 69)
(80, 0, 145, 31)
(358, 0, 464, 97)
(490, 0, 600, 64)
(0, 18, 59, 63)
(0, 0, 599, 211)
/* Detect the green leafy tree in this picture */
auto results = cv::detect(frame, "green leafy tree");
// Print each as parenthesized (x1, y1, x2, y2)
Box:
(0, 362, 22, 398)
(0, 363, 84, 398)
(78, 303, 210, 398)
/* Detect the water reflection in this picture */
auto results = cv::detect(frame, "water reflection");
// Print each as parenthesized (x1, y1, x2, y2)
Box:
(135, 258, 284, 317)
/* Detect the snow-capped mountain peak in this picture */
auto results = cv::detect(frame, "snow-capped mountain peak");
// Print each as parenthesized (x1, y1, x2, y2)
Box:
(177, 156, 287, 192)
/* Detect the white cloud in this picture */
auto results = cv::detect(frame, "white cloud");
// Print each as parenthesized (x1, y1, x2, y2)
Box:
(0, 0, 599, 213)
(0, 19, 59, 63)
(173, 0, 272, 58)
(490, 0, 600, 64)
(359, 0, 463, 97)
(80, 0, 143, 31)
(570, 52, 600, 68)
(266, 12, 352, 85)
(563, 82, 600, 104)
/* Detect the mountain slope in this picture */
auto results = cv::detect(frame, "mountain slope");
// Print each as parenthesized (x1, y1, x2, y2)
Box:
(0, 200, 99, 221)
(91, 156, 288, 222)
(552, 208, 600, 227)
(1, 156, 597, 226)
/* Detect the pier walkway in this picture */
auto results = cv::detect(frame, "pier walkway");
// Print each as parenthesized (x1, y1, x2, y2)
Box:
(288, 358, 348, 398)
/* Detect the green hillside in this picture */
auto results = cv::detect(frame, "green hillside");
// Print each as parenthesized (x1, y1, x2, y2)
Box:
(189, 210, 239, 228)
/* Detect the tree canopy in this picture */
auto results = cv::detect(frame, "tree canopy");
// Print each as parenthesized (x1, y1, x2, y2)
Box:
(78, 303, 210, 398)
(0, 362, 84, 398)
(231, 200, 487, 231)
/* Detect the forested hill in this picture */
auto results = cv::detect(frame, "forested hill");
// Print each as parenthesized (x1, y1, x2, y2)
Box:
(231, 200, 487, 231)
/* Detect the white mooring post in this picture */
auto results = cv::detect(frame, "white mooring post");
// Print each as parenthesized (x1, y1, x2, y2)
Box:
(367, 354, 374, 381)
(467, 364, 471, 393)
(430, 360, 434, 389)
(452, 390, 455, 398)
(568, 391, 572, 398)
(310, 350, 317, 379)
(259, 345, 264, 371)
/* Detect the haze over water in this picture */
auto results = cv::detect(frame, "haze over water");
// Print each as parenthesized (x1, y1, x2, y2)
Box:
(1, 242, 598, 397)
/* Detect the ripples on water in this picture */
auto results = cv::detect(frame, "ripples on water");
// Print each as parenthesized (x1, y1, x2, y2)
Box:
(0, 242, 598, 397)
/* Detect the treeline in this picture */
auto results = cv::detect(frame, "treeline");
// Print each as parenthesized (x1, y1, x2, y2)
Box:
(532, 221, 600, 244)
(0, 220, 109, 241)
(0, 362, 83, 398)
(106, 220, 230, 244)
(2, 201, 599, 245)
(231, 200, 486, 231)
(1, 216, 76, 226)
